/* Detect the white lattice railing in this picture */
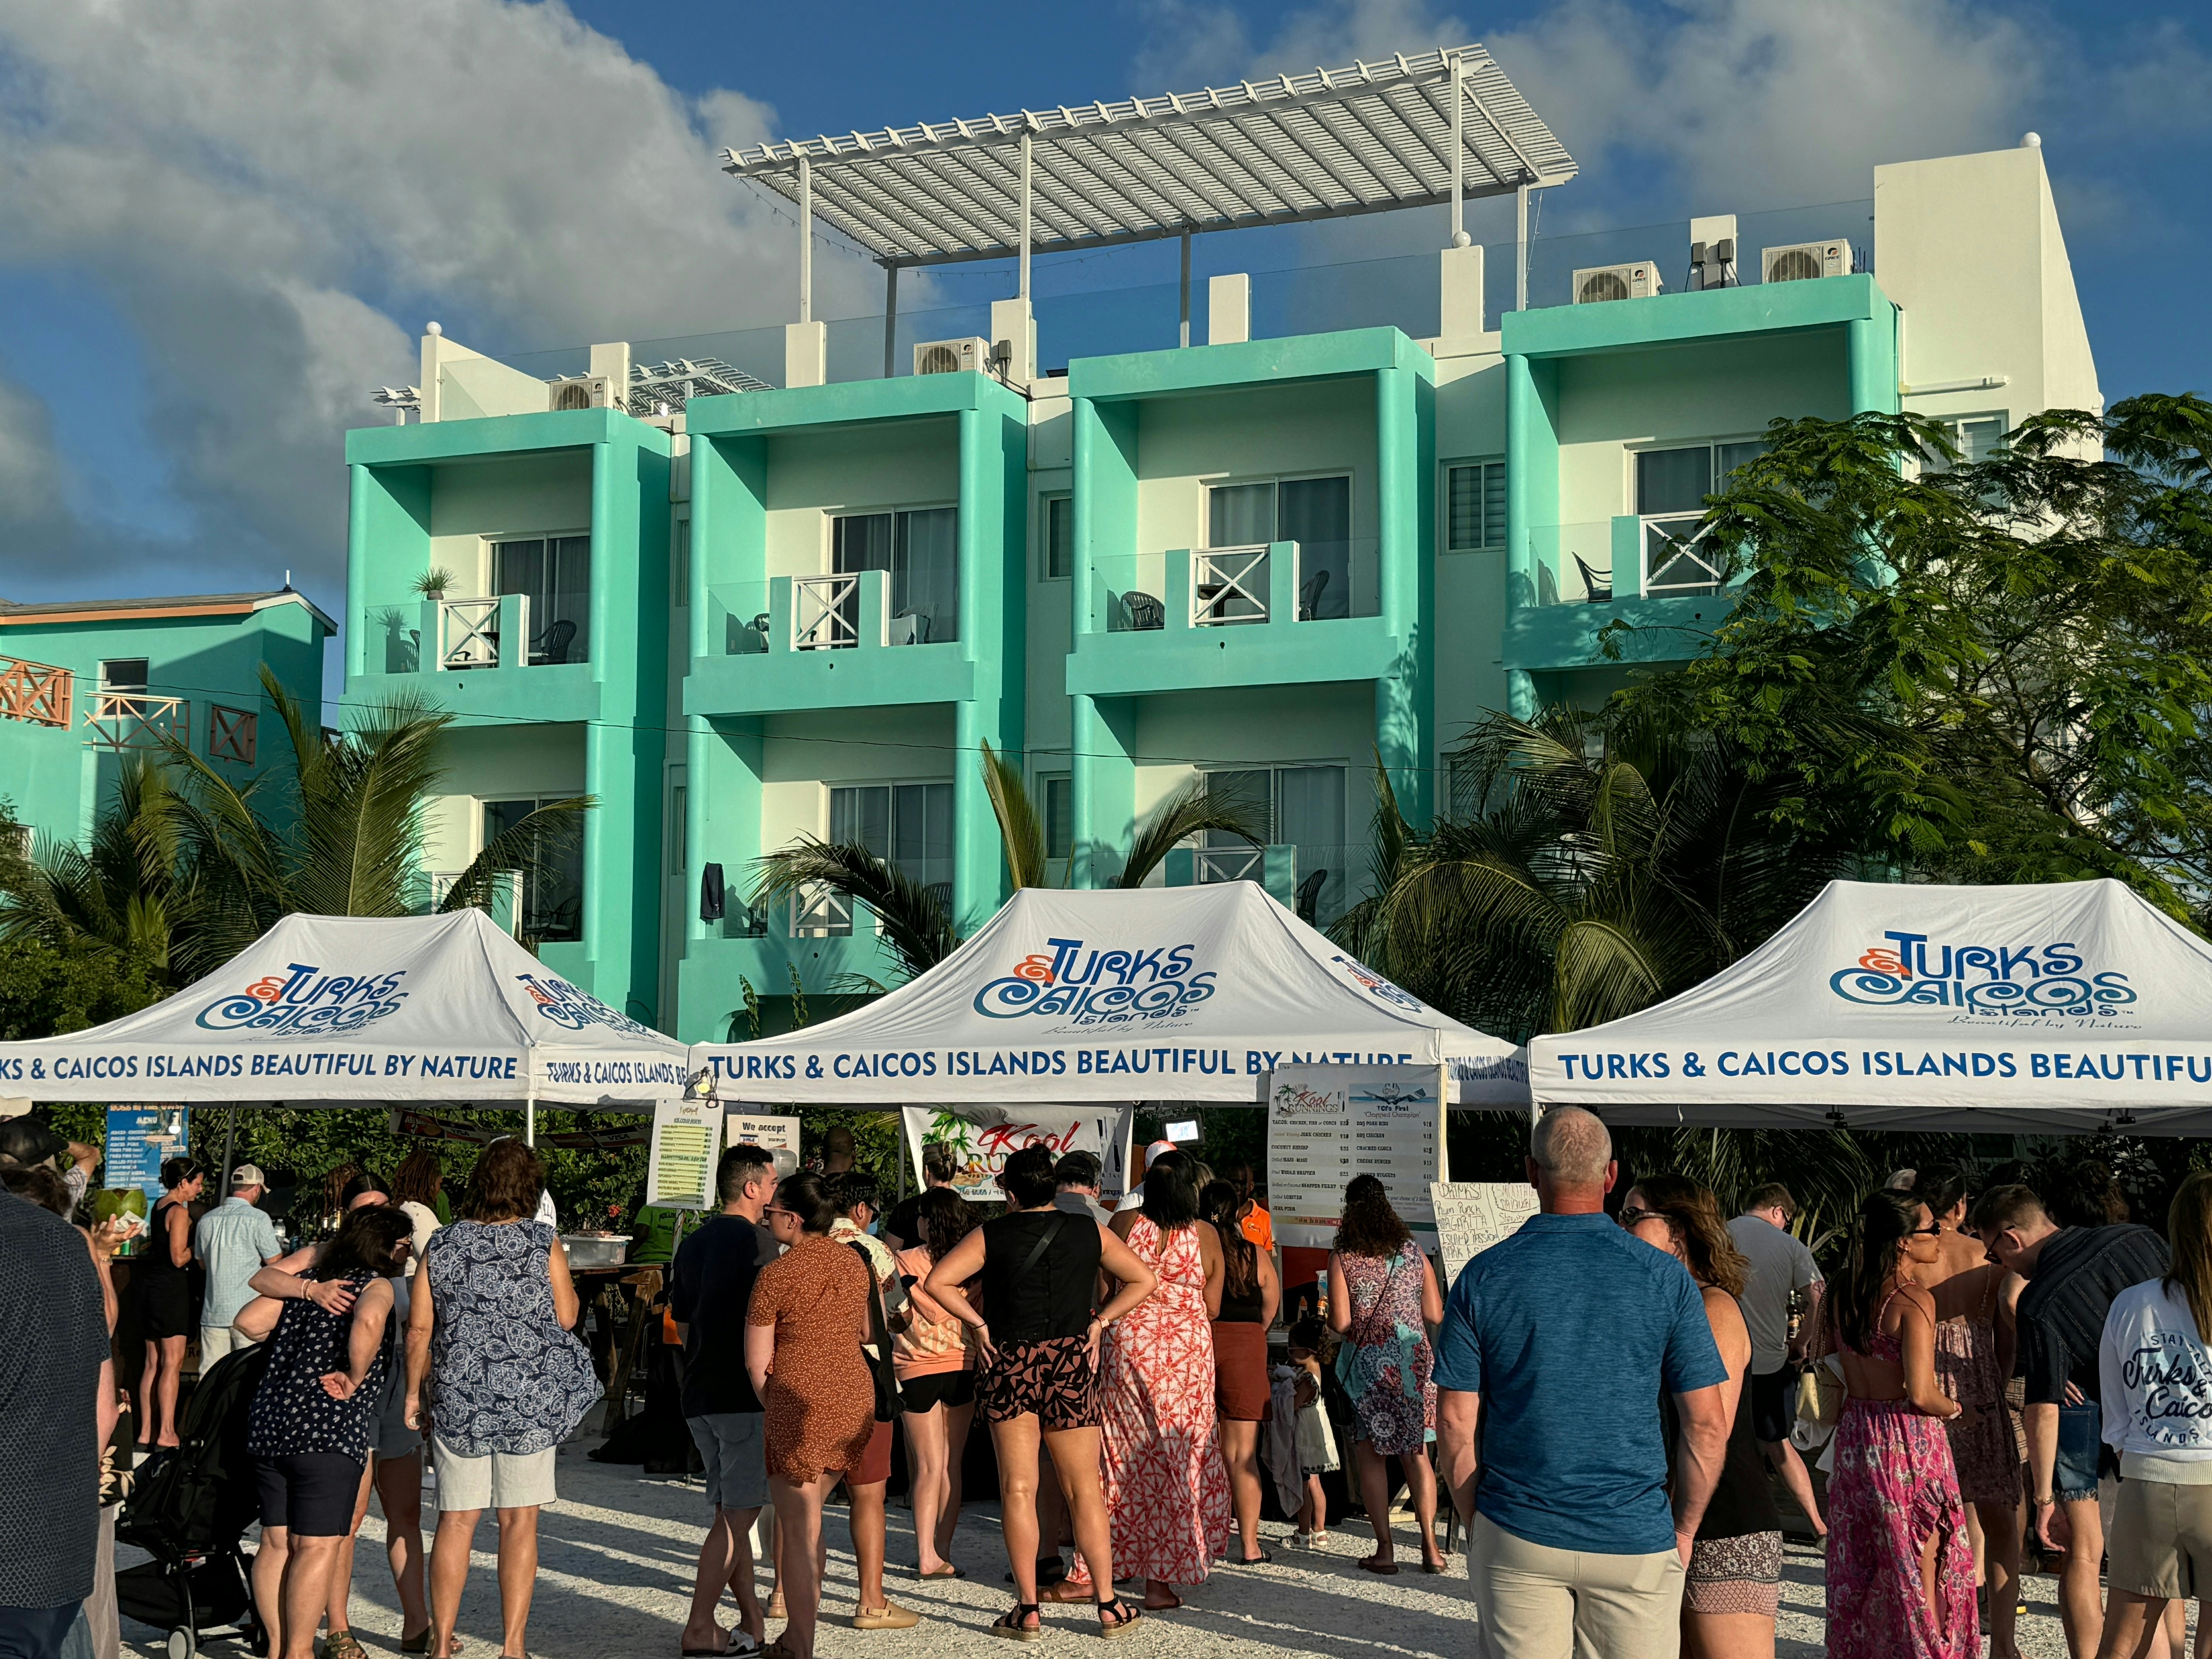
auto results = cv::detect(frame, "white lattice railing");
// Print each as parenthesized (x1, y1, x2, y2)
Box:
(1194, 845, 1266, 883)
(1192, 545, 1271, 626)
(84, 692, 189, 750)
(792, 575, 860, 651)
(439, 596, 510, 669)
(790, 885, 854, 936)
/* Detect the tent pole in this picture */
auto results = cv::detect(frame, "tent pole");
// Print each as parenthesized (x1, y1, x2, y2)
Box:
(526, 1090, 536, 1148)
(218, 1106, 238, 1194)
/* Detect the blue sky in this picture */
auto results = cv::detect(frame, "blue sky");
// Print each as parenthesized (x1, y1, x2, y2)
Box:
(0, 0, 2204, 678)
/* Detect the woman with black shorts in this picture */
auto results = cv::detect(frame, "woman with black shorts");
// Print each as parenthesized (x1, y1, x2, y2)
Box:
(894, 1185, 983, 1580)
(134, 1156, 205, 1451)
(246, 1205, 413, 1659)
(926, 1144, 1158, 1641)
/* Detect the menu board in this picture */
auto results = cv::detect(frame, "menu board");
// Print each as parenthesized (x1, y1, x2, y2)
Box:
(1430, 1182, 1540, 1292)
(726, 1112, 803, 1180)
(106, 1108, 188, 1206)
(646, 1097, 723, 1210)
(1267, 1064, 1446, 1249)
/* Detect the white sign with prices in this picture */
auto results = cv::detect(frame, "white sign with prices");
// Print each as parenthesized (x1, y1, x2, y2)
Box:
(646, 1097, 723, 1210)
(1267, 1063, 1447, 1249)
(903, 1105, 1135, 1205)
(725, 1112, 803, 1180)
(1429, 1182, 1540, 1291)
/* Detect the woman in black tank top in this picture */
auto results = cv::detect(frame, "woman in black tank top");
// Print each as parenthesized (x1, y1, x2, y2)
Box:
(1622, 1176, 1783, 1649)
(926, 1145, 1158, 1641)
(1202, 1180, 1280, 1565)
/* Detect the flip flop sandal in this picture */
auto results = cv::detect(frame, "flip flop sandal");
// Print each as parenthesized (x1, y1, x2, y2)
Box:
(917, 1564, 964, 1580)
(399, 1635, 465, 1656)
(1096, 1600, 1144, 1642)
(1358, 1556, 1400, 1575)
(988, 1602, 1042, 1643)
(1228, 1549, 1274, 1566)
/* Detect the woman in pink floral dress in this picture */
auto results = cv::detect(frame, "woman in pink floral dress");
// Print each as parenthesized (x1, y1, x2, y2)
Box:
(1100, 1151, 1230, 1611)
(1819, 1187, 1976, 1659)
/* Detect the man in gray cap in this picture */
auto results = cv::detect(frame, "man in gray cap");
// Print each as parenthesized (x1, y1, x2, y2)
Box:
(193, 1163, 282, 1363)
(0, 1118, 102, 1219)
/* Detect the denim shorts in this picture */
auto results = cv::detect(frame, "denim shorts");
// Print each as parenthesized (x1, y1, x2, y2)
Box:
(2055, 1401, 2103, 1503)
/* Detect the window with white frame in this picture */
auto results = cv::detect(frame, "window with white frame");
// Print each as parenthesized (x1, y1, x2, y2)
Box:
(1444, 459, 1506, 552)
(1041, 494, 1072, 582)
(831, 507, 958, 643)
(99, 658, 149, 694)
(481, 797, 584, 942)
(830, 781, 954, 895)
(1634, 440, 1769, 594)
(492, 535, 591, 663)
(1200, 764, 1348, 923)
(1206, 474, 1352, 620)
(1922, 413, 2008, 472)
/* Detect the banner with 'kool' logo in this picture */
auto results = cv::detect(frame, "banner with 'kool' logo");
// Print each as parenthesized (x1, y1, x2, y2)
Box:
(1530, 879, 2212, 1133)
(697, 884, 1525, 1106)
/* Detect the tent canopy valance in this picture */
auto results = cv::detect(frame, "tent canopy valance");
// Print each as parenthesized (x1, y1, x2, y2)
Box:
(0, 910, 690, 1108)
(1530, 879, 2212, 1134)
(695, 883, 1526, 1106)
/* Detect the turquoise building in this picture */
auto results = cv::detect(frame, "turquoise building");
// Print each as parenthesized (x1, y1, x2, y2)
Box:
(0, 589, 332, 852)
(339, 50, 2100, 1039)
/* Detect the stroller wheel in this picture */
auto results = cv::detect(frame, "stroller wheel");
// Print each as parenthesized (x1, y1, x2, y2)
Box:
(167, 1629, 198, 1659)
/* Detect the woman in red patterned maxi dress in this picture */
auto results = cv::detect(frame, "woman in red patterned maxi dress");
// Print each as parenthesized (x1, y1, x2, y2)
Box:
(1101, 1152, 1230, 1610)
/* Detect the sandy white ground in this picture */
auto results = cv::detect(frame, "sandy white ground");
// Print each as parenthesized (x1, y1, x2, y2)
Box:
(117, 1441, 2162, 1659)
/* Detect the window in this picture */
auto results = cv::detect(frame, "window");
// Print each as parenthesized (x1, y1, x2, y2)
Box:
(829, 781, 955, 894)
(481, 798, 584, 943)
(1635, 440, 1768, 595)
(1446, 752, 1486, 819)
(1445, 460, 1507, 552)
(99, 659, 149, 694)
(493, 535, 591, 663)
(1042, 495, 1072, 581)
(1201, 764, 1348, 923)
(668, 783, 687, 875)
(831, 507, 959, 642)
(672, 516, 690, 608)
(1042, 774, 1072, 860)
(1206, 474, 1352, 619)
(1923, 414, 2007, 472)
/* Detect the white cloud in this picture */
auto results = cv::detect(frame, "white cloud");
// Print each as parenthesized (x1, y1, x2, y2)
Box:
(0, 0, 853, 598)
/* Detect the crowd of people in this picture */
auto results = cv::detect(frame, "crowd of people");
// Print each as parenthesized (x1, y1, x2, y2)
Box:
(8, 1106, 2212, 1659)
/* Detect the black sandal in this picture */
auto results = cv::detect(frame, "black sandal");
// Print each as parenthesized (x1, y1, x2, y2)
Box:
(989, 1602, 1042, 1643)
(1096, 1599, 1144, 1641)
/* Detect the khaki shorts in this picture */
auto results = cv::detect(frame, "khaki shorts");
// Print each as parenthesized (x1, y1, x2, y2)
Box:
(1466, 1511, 1685, 1659)
(2110, 1477, 2212, 1599)
(431, 1437, 558, 1512)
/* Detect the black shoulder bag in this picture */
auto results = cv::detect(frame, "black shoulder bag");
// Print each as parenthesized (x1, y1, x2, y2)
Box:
(849, 1241, 906, 1422)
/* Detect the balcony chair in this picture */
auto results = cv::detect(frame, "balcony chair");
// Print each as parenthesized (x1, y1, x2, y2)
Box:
(1294, 867, 1329, 924)
(532, 618, 578, 665)
(888, 610, 931, 646)
(1120, 591, 1165, 632)
(1298, 567, 1331, 621)
(1571, 555, 1613, 604)
(728, 613, 771, 654)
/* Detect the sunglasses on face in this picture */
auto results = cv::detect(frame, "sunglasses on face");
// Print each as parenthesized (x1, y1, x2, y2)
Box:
(1908, 1221, 1944, 1237)
(1616, 1206, 1660, 1228)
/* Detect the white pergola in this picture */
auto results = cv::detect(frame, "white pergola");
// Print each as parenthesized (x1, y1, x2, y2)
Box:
(723, 45, 1577, 357)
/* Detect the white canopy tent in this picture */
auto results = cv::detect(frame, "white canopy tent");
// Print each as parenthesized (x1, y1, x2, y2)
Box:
(694, 883, 1526, 1106)
(1530, 878, 2212, 1133)
(0, 910, 692, 1113)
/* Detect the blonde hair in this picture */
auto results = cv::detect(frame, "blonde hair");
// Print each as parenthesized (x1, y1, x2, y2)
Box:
(2165, 1171, 2212, 1345)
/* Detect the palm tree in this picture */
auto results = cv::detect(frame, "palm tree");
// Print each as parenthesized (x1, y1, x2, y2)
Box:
(0, 666, 592, 985)
(1335, 704, 1860, 1043)
(748, 744, 1269, 996)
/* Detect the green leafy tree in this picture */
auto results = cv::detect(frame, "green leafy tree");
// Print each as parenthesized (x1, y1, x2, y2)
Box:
(1611, 394, 2212, 921)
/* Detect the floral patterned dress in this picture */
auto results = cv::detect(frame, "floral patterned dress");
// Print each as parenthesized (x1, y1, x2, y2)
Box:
(1827, 1296, 1977, 1659)
(1100, 1218, 1230, 1583)
(1931, 1271, 2021, 1506)
(1338, 1242, 1436, 1455)
(420, 1220, 598, 1456)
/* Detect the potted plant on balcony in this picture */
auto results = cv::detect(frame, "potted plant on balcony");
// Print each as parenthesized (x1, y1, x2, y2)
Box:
(413, 566, 456, 600)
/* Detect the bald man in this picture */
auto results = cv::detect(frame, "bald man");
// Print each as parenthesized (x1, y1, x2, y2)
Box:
(1434, 1106, 1731, 1659)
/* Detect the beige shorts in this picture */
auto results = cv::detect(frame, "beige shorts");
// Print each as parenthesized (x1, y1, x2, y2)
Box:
(431, 1437, 558, 1513)
(2110, 1477, 2212, 1599)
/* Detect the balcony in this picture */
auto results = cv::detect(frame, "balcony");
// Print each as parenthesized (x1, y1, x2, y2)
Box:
(0, 656, 71, 728)
(360, 593, 600, 725)
(1507, 519, 1744, 672)
(83, 692, 189, 751)
(1161, 842, 1358, 925)
(689, 568, 972, 717)
(1071, 539, 1402, 698)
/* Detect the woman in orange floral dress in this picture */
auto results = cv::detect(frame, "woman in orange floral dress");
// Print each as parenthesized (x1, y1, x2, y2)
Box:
(1100, 1151, 1230, 1611)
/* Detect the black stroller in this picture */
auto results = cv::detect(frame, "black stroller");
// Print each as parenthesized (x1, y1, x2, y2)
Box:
(115, 1344, 270, 1659)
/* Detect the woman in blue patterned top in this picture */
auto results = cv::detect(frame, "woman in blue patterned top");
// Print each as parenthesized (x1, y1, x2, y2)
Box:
(246, 1204, 414, 1659)
(404, 1139, 595, 1659)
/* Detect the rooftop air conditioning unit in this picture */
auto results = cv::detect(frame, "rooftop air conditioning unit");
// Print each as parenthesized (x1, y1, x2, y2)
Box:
(1573, 262, 1662, 304)
(1762, 239, 1853, 284)
(913, 337, 990, 376)
(548, 374, 618, 412)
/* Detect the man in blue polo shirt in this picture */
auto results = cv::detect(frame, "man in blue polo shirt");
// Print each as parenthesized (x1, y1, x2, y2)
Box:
(1436, 1106, 1730, 1659)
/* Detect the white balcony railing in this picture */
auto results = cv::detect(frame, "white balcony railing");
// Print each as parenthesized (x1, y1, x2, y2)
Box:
(429, 869, 522, 933)
(792, 575, 860, 651)
(1194, 845, 1266, 883)
(1192, 545, 1271, 627)
(439, 596, 512, 669)
(1641, 516, 1725, 595)
(84, 692, 189, 750)
(790, 885, 854, 937)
